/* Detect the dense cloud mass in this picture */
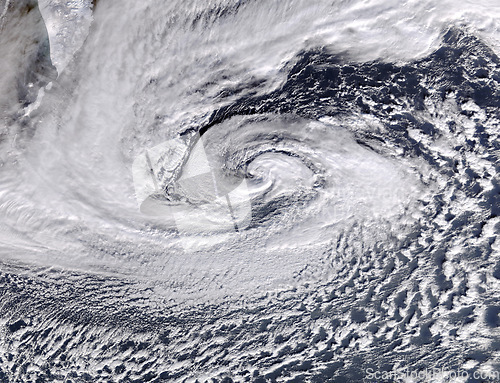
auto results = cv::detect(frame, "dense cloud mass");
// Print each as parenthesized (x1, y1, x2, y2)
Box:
(0, 1, 499, 382)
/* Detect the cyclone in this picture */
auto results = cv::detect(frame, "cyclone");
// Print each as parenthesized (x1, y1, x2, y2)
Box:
(0, 0, 499, 382)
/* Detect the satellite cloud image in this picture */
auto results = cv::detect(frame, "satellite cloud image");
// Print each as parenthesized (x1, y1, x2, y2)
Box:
(0, 0, 499, 382)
